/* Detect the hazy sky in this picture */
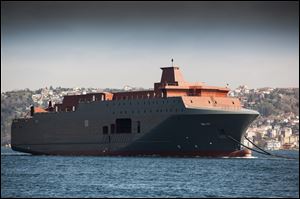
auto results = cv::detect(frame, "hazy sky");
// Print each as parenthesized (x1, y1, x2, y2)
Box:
(1, 1, 299, 91)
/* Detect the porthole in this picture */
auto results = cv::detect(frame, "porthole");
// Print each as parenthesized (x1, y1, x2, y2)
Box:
(232, 101, 235, 104)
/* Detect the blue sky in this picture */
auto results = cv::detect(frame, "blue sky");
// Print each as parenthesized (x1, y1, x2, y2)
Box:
(1, 1, 299, 91)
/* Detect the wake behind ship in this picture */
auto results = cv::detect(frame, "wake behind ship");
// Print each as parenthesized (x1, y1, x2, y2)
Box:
(11, 63, 259, 157)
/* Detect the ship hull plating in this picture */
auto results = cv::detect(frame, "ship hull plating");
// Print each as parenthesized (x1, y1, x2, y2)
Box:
(11, 99, 259, 157)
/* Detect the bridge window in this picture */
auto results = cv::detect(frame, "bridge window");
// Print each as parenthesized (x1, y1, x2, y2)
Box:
(116, 118, 132, 134)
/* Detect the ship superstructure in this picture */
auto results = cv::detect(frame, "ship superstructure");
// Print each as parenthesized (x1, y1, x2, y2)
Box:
(11, 64, 259, 157)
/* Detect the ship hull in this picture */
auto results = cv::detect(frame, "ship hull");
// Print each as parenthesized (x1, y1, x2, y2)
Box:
(11, 100, 259, 157)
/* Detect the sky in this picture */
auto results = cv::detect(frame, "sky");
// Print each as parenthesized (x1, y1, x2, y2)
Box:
(1, 1, 299, 92)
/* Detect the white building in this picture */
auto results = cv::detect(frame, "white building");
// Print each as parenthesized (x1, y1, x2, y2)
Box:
(265, 140, 281, 150)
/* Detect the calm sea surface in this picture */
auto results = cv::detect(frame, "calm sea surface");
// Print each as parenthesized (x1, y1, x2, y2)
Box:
(1, 147, 299, 198)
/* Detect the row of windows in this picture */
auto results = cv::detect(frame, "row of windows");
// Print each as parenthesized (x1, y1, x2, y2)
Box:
(112, 109, 184, 115)
(105, 99, 180, 107)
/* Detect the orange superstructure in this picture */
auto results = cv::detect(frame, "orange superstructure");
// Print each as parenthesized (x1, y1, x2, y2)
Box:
(112, 66, 240, 110)
(49, 65, 240, 112)
(114, 66, 230, 99)
(53, 92, 113, 112)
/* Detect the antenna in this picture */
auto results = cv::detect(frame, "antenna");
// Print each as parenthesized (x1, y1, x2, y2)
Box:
(171, 58, 174, 67)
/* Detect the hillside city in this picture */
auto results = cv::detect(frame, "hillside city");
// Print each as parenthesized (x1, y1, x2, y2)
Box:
(229, 86, 298, 150)
(1, 85, 299, 150)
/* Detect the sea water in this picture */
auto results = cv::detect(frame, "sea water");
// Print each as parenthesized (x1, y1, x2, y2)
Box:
(1, 147, 299, 198)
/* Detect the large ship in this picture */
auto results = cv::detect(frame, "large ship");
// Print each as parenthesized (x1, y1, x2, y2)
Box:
(11, 63, 259, 157)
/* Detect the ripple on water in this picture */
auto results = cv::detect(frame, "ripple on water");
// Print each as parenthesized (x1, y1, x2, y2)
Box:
(1, 148, 299, 197)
